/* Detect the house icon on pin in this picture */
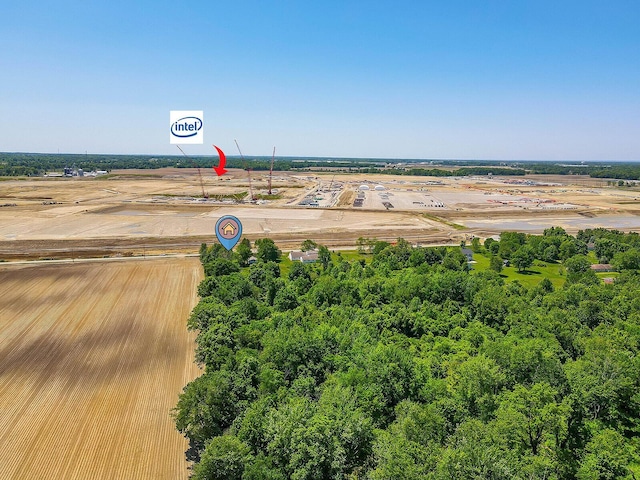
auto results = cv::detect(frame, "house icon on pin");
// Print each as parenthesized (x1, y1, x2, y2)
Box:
(222, 222, 236, 236)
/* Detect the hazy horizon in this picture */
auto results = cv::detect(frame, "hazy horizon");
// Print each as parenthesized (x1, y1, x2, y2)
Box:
(4, 150, 640, 165)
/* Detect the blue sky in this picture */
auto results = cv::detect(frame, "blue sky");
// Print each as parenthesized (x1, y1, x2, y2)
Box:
(1, 1, 639, 160)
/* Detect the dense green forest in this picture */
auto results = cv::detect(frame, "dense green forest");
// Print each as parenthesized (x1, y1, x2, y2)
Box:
(174, 229, 639, 479)
(0, 152, 521, 176)
(0, 152, 319, 175)
(2, 152, 639, 179)
(357, 166, 527, 176)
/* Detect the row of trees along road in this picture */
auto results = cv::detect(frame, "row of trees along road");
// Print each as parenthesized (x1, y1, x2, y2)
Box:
(175, 230, 640, 479)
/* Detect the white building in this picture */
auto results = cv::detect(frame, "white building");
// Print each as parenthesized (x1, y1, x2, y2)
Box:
(289, 250, 319, 263)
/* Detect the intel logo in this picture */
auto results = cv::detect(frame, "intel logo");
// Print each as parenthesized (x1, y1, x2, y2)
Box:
(171, 116, 203, 138)
(170, 110, 203, 145)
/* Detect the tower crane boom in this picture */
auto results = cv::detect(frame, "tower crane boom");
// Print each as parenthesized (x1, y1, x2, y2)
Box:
(234, 139, 256, 202)
(268, 146, 275, 195)
(176, 145, 207, 198)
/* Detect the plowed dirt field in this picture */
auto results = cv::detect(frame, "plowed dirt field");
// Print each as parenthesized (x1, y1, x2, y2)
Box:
(0, 257, 202, 479)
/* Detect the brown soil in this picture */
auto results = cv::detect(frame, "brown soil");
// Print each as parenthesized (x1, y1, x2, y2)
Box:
(336, 190, 356, 207)
(2, 171, 640, 261)
(0, 257, 202, 479)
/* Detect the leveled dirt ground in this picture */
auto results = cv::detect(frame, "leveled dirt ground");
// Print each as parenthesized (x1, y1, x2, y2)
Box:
(2, 168, 640, 259)
(0, 257, 201, 479)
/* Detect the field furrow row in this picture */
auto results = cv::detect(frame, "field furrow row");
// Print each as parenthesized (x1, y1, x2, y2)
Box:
(0, 258, 201, 480)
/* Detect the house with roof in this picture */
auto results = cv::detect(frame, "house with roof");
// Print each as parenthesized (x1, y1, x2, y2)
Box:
(289, 250, 319, 263)
(590, 264, 614, 272)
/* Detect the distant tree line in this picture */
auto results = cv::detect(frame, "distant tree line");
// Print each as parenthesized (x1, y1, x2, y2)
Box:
(589, 166, 640, 180)
(523, 163, 640, 180)
(0, 152, 387, 176)
(357, 166, 526, 176)
(3, 152, 640, 179)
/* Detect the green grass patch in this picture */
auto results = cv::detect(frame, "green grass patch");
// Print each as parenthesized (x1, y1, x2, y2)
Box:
(596, 271, 618, 280)
(278, 255, 294, 277)
(156, 192, 247, 201)
(333, 249, 369, 263)
(472, 253, 566, 288)
(255, 193, 283, 200)
(586, 251, 602, 263)
(422, 213, 467, 230)
(0, 176, 27, 181)
(209, 192, 247, 202)
(114, 173, 160, 179)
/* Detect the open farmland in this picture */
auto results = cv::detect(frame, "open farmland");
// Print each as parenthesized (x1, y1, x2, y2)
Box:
(0, 257, 202, 479)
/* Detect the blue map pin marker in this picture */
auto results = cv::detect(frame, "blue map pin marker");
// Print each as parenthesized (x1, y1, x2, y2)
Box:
(215, 215, 242, 250)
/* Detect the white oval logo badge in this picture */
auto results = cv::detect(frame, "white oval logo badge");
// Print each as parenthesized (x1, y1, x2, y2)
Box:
(170, 110, 204, 144)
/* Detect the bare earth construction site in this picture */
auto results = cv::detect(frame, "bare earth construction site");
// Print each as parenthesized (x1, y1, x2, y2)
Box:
(2, 168, 640, 479)
(1, 168, 640, 260)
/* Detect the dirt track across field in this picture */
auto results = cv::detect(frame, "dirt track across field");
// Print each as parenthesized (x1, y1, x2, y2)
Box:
(0, 257, 202, 480)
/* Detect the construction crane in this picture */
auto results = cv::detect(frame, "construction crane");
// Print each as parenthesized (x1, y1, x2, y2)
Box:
(234, 139, 257, 202)
(268, 146, 275, 195)
(246, 167, 256, 202)
(176, 145, 208, 198)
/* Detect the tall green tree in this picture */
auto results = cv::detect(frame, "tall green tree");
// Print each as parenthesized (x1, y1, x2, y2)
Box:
(576, 429, 638, 480)
(318, 245, 331, 270)
(236, 237, 252, 265)
(301, 239, 317, 252)
(490, 255, 503, 273)
(191, 435, 253, 480)
(255, 238, 281, 262)
(511, 246, 534, 272)
(495, 382, 569, 457)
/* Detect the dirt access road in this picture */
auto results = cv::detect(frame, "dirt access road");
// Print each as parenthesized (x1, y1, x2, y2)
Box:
(0, 257, 202, 479)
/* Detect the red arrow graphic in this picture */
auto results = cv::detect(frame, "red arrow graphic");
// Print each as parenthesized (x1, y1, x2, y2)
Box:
(212, 145, 227, 176)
